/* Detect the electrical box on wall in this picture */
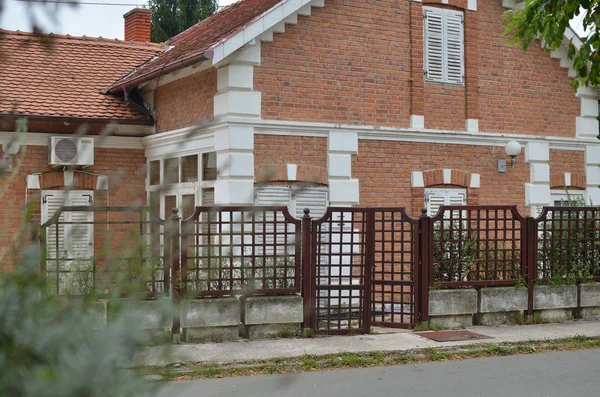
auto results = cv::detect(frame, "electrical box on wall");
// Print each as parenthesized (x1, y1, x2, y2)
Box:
(498, 159, 507, 173)
(49, 137, 94, 166)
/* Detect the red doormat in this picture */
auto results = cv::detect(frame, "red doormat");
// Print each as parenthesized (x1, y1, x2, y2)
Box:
(415, 330, 493, 342)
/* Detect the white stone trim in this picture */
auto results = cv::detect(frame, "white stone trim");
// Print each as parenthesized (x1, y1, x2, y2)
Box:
(238, 118, 597, 150)
(525, 142, 550, 209)
(0, 131, 143, 149)
(214, 44, 261, 119)
(584, 141, 600, 212)
(564, 172, 572, 187)
(286, 164, 298, 180)
(328, 130, 359, 205)
(328, 154, 351, 178)
(27, 174, 40, 189)
(96, 175, 109, 190)
(214, 124, 255, 205)
(411, 171, 425, 188)
(64, 171, 74, 187)
(465, 118, 479, 133)
(525, 142, 550, 163)
(328, 130, 358, 154)
(410, 115, 425, 129)
(328, 179, 359, 206)
(469, 173, 480, 188)
(467, 0, 477, 11)
(530, 163, 550, 183)
(443, 169, 452, 184)
(143, 124, 217, 159)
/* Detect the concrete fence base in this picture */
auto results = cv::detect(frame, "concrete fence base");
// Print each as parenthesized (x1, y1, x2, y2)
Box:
(107, 299, 172, 344)
(533, 285, 578, 322)
(428, 289, 477, 329)
(577, 283, 600, 320)
(181, 297, 240, 343)
(241, 295, 303, 339)
(429, 284, 594, 328)
(475, 286, 527, 326)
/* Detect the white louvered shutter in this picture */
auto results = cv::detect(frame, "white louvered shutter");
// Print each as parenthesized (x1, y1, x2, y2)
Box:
(42, 191, 68, 261)
(445, 11, 464, 84)
(424, 7, 464, 84)
(424, 8, 444, 83)
(254, 187, 292, 255)
(293, 187, 328, 219)
(66, 191, 93, 260)
(425, 188, 466, 216)
(448, 190, 467, 206)
(426, 190, 446, 217)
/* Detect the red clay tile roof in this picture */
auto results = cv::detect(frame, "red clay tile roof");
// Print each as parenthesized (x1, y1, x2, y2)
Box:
(108, 0, 281, 93)
(0, 30, 163, 123)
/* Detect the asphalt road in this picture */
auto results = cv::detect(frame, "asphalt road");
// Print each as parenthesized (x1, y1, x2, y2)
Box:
(158, 349, 600, 397)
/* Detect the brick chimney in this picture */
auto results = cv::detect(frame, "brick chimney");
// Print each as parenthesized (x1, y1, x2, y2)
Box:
(123, 8, 151, 42)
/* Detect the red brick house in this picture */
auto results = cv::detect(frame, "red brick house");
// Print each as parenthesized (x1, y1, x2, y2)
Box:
(1, 0, 600, 266)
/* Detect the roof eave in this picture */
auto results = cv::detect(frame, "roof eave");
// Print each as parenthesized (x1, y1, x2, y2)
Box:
(0, 113, 155, 126)
(106, 49, 214, 94)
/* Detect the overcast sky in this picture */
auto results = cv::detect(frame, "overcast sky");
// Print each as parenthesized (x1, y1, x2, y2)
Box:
(0, 0, 589, 41)
(0, 0, 238, 39)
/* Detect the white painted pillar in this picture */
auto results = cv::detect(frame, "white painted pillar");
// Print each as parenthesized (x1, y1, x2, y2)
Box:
(327, 130, 359, 206)
(585, 144, 600, 204)
(213, 44, 260, 205)
(525, 142, 550, 216)
(576, 87, 599, 139)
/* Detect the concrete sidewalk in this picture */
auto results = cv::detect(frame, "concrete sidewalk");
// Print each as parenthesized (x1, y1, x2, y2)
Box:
(136, 321, 600, 366)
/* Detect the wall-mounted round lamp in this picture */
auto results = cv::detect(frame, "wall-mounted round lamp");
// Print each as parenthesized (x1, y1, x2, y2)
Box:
(2, 138, 20, 156)
(1, 138, 20, 173)
(504, 141, 522, 168)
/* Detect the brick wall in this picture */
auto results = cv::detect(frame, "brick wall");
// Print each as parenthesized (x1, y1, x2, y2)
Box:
(476, 1, 579, 136)
(353, 140, 530, 216)
(0, 145, 146, 270)
(254, 134, 328, 183)
(255, 0, 411, 127)
(155, 67, 217, 133)
(255, 0, 580, 136)
(549, 149, 586, 189)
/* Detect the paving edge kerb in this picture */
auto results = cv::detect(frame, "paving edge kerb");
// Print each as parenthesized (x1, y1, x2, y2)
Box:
(133, 321, 600, 367)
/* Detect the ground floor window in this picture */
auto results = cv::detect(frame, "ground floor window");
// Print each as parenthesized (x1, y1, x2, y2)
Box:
(425, 188, 466, 216)
(550, 189, 585, 206)
(254, 185, 329, 219)
(41, 190, 94, 260)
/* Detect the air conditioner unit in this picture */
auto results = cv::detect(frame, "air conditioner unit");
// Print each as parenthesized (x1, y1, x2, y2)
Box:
(49, 136, 94, 166)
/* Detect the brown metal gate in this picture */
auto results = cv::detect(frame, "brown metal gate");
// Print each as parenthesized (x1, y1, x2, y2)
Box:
(309, 208, 418, 334)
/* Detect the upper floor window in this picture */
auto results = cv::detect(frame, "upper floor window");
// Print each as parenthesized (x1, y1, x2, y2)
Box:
(424, 7, 464, 85)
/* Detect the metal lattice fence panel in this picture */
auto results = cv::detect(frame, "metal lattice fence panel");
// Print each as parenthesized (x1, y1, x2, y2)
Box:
(181, 206, 301, 297)
(41, 206, 168, 297)
(431, 206, 525, 287)
(370, 209, 418, 328)
(311, 208, 369, 334)
(535, 207, 600, 282)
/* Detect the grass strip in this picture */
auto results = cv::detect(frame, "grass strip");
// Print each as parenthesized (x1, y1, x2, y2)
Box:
(137, 335, 600, 381)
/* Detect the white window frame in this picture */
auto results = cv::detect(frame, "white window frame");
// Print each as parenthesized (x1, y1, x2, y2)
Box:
(41, 190, 94, 259)
(423, 6, 465, 85)
(425, 187, 467, 216)
(147, 150, 216, 220)
(550, 189, 585, 206)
